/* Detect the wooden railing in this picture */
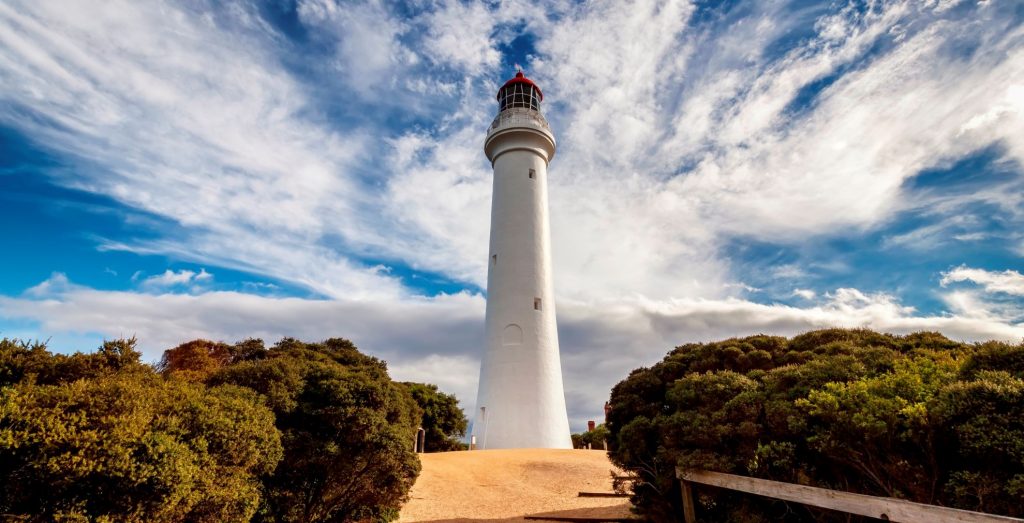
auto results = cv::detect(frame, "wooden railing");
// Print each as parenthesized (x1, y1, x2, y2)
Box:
(676, 468, 1024, 523)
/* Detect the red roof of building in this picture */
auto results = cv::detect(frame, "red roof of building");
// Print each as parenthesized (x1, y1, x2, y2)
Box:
(497, 71, 543, 101)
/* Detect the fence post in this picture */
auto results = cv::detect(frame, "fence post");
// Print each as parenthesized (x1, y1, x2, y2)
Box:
(680, 479, 696, 523)
(415, 428, 425, 453)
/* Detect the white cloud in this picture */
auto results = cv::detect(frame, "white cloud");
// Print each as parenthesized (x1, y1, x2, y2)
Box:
(297, 0, 411, 98)
(388, 354, 481, 415)
(418, 0, 501, 75)
(793, 288, 816, 300)
(939, 266, 1024, 323)
(2, 274, 485, 362)
(769, 265, 807, 281)
(881, 214, 985, 250)
(139, 269, 213, 290)
(952, 232, 989, 242)
(382, 125, 494, 285)
(24, 272, 80, 297)
(942, 266, 1024, 296)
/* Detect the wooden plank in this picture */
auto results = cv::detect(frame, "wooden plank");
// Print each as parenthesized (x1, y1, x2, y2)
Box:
(523, 517, 634, 522)
(677, 468, 1024, 523)
(680, 480, 696, 523)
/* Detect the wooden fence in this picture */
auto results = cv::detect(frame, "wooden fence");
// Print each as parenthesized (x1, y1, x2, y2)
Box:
(676, 468, 1024, 523)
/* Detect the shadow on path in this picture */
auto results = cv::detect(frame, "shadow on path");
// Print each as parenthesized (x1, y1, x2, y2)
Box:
(417, 502, 637, 522)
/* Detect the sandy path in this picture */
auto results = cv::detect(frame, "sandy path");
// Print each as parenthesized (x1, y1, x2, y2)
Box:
(400, 448, 634, 522)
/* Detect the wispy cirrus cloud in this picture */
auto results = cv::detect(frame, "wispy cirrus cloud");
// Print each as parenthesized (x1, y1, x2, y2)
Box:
(4, 0, 1022, 301)
(538, 0, 1024, 245)
(296, 0, 414, 99)
(0, 0, 405, 299)
(942, 266, 1024, 296)
(940, 265, 1024, 323)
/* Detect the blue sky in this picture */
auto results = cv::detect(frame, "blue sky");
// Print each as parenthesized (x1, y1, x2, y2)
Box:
(1, 0, 1023, 429)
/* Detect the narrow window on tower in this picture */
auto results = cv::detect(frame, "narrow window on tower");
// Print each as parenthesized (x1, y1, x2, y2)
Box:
(492, 254, 497, 266)
(528, 169, 535, 179)
(534, 297, 542, 310)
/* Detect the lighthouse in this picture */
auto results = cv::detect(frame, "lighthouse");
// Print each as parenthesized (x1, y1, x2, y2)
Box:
(471, 71, 572, 449)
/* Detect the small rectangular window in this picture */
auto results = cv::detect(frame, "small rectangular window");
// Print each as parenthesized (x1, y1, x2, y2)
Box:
(534, 297, 542, 310)
(528, 169, 535, 179)
(492, 254, 497, 266)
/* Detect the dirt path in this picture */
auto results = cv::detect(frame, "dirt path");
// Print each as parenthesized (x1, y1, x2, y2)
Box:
(400, 448, 634, 522)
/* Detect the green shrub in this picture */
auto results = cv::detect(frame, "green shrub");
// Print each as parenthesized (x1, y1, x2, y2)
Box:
(211, 338, 421, 522)
(0, 339, 281, 522)
(0, 336, 432, 523)
(607, 329, 1024, 521)
(402, 382, 468, 452)
(571, 423, 610, 449)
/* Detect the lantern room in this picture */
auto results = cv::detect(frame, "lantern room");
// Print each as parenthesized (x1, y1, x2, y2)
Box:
(497, 71, 543, 112)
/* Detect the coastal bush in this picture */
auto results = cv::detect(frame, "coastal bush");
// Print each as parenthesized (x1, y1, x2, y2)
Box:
(0, 339, 281, 522)
(606, 328, 1024, 521)
(210, 338, 422, 523)
(572, 423, 610, 449)
(402, 382, 468, 452)
(0, 336, 432, 523)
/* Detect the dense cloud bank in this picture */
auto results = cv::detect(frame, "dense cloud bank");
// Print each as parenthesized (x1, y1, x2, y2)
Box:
(4, 273, 1022, 430)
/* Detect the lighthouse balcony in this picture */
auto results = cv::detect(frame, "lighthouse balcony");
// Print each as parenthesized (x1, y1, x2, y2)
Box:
(487, 107, 553, 138)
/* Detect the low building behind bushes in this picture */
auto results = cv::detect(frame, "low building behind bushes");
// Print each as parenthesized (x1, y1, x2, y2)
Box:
(572, 423, 610, 449)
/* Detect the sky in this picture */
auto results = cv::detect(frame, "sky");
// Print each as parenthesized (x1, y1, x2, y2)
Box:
(1, 0, 1023, 432)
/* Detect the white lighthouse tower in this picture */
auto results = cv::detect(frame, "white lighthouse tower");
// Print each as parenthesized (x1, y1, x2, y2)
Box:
(471, 71, 572, 449)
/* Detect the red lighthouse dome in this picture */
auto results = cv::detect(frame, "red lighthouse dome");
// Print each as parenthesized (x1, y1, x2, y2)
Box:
(496, 71, 543, 111)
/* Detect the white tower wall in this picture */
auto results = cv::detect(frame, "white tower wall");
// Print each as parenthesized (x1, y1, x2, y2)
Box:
(472, 102, 572, 450)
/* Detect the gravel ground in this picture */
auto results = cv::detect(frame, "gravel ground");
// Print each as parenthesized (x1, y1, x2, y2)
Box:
(399, 448, 635, 522)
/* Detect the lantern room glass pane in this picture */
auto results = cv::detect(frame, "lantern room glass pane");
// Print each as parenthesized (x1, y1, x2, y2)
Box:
(499, 84, 541, 111)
